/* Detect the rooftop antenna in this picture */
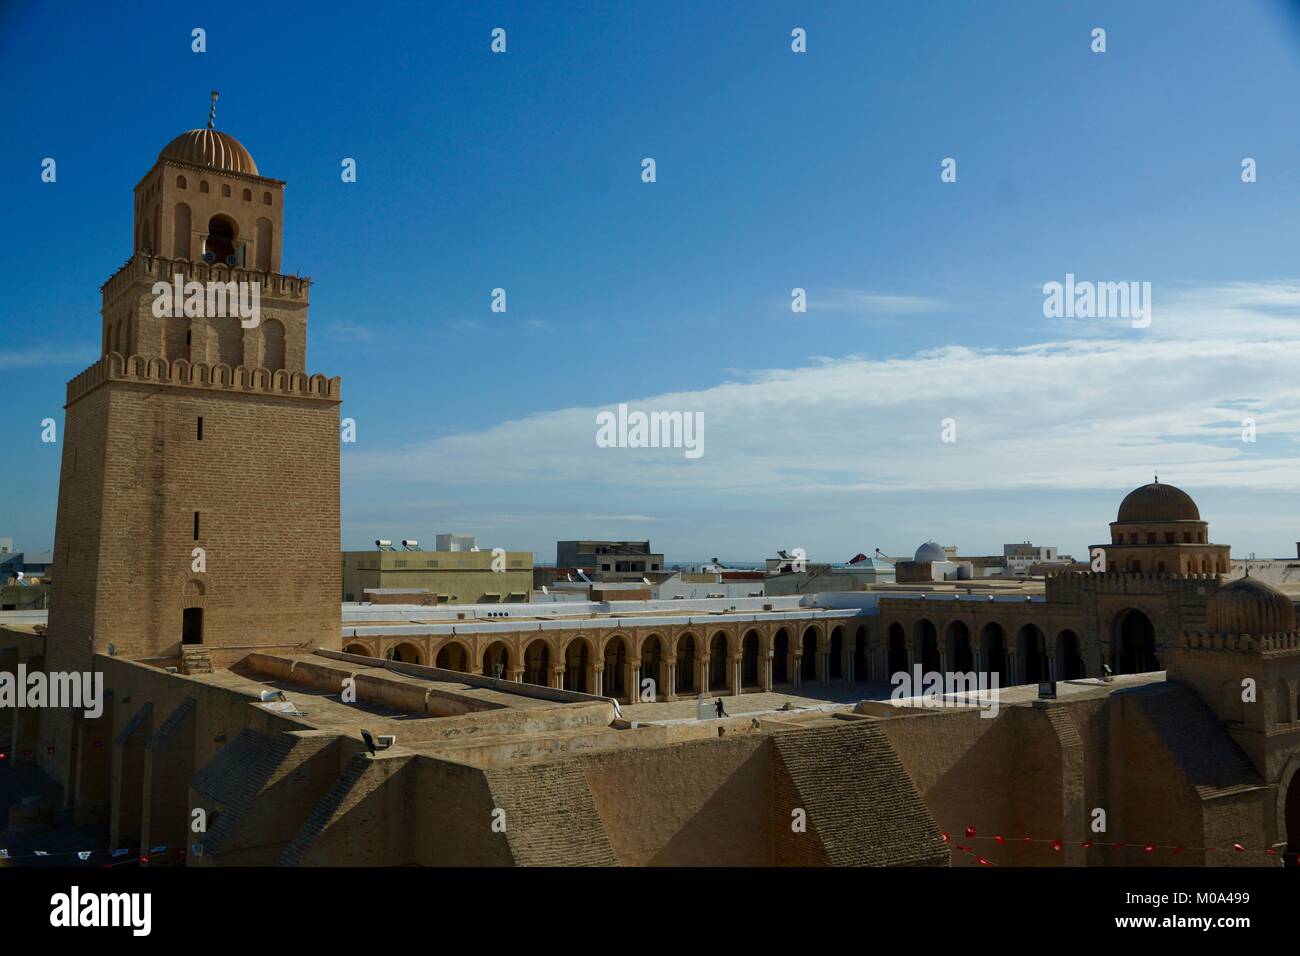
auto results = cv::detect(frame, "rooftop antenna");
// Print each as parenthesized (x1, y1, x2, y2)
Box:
(207, 90, 219, 130)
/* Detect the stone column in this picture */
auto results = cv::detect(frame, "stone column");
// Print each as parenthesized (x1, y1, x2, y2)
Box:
(508, 665, 524, 683)
(732, 658, 742, 697)
(698, 657, 710, 696)
(793, 656, 803, 689)
(592, 664, 604, 698)
(550, 664, 565, 689)
(762, 656, 773, 692)
(630, 661, 643, 702)
(846, 654, 855, 683)
(666, 660, 678, 701)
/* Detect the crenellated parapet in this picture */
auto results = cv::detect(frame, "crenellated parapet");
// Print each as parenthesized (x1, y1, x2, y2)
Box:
(1177, 631, 1300, 655)
(1045, 569, 1220, 603)
(66, 352, 340, 405)
(100, 253, 311, 306)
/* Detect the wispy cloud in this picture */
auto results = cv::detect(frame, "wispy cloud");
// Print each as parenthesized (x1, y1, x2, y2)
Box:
(809, 289, 948, 318)
(0, 348, 96, 369)
(344, 281, 1300, 501)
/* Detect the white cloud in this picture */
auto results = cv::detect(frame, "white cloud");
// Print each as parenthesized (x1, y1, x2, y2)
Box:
(0, 348, 96, 369)
(809, 289, 947, 318)
(344, 282, 1300, 502)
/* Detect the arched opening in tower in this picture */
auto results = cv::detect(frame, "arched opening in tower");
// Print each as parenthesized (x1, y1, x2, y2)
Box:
(603, 637, 627, 700)
(741, 630, 760, 688)
(1056, 630, 1083, 680)
(773, 629, 790, 684)
(800, 627, 817, 681)
(828, 626, 843, 680)
(435, 641, 467, 672)
(387, 642, 422, 665)
(708, 631, 728, 691)
(564, 639, 589, 693)
(206, 215, 237, 264)
(523, 639, 550, 686)
(948, 621, 974, 673)
(641, 635, 663, 698)
(1113, 609, 1158, 674)
(917, 619, 940, 673)
(675, 635, 696, 694)
(981, 623, 1007, 686)
(1018, 624, 1047, 684)
(887, 623, 908, 680)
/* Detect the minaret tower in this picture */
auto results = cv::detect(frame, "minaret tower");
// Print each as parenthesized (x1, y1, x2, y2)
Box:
(42, 100, 342, 778)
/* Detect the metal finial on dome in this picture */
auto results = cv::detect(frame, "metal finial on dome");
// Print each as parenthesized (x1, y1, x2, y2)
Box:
(1153, 472, 1158, 484)
(207, 90, 219, 130)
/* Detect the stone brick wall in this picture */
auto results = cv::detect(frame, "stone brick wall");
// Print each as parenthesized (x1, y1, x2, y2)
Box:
(49, 373, 340, 669)
(582, 734, 773, 865)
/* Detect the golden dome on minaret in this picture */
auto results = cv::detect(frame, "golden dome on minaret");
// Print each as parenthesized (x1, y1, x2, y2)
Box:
(156, 92, 258, 175)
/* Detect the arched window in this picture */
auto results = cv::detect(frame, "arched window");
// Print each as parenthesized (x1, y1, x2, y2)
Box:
(176, 175, 187, 189)
(173, 202, 192, 259)
(242, 188, 252, 201)
(255, 217, 272, 271)
(262, 191, 272, 204)
(261, 319, 285, 371)
(199, 180, 210, 193)
(206, 215, 237, 264)
(221, 183, 231, 198)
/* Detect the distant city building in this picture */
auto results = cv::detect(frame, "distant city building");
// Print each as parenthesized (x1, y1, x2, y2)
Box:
(434, 533, 477, 553)
(556, 540, 664, 581)
(764, 552, 896, 594)
(657, 569, 765, 600)
(342, 544, 532, 604)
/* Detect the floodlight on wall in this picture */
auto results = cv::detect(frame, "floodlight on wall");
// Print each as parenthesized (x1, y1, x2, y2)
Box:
(260, 690, 286, 703)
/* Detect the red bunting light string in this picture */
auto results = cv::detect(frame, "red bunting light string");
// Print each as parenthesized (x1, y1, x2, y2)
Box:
(0, 841, 193, 865)
(941, 826, 1288, 860)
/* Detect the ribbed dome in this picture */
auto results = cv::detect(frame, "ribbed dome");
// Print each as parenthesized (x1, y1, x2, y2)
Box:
(1206, 577, 1295, 635)
(158, 129, 258, 175)
(914, 541, 947, 563)
(1116, 481, 1200, 523)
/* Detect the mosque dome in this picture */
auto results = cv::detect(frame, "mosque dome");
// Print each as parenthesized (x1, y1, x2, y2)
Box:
(1116, 480, 1200, 523)
(914, 541, 947, 564)
(157, 128, 258, 175)
(1206, 576, 1295, 635)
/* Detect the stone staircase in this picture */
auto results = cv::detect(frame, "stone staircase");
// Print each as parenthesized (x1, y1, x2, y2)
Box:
(181, 646, 213, 675)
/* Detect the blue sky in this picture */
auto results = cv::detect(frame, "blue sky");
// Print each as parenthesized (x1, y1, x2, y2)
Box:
(3, 0, 1300, 563)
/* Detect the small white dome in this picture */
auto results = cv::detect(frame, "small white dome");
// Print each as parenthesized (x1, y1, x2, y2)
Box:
(914, 541, 947, 563)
